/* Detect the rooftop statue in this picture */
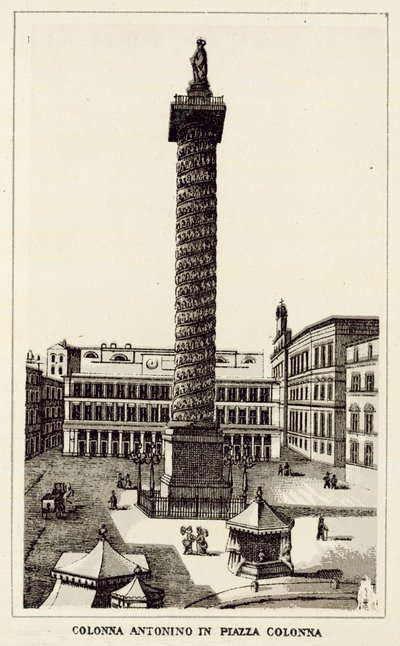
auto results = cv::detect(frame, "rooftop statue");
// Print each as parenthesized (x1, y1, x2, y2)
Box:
(190, 38, 208, 84)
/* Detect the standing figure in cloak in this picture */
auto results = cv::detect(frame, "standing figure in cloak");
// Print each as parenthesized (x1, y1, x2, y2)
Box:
(195, 526, 209, 555)
(190, 38, 208, 84)
(180, 525, 196, 554)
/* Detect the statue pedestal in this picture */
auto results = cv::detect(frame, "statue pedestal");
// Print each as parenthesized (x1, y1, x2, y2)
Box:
(160, 421, 230, 501)
(187, 80, 212, 97)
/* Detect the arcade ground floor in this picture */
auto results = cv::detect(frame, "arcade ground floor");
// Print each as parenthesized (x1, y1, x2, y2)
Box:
(62, 425, 281, 461)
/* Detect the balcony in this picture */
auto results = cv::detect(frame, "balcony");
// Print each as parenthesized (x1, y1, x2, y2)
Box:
(173, 94, 225, 107)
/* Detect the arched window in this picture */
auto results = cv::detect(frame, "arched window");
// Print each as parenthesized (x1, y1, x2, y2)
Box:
(51, 354, 56, 363)
(349, 404, 360, 433)
(59, 355, 64, 363)
(241, 356, 256, 364)
(364, 404, 375, 434)
(84, 351, 99, 359)
(111, 354, 128, 362)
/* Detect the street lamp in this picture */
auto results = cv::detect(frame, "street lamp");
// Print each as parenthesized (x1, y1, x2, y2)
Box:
(147, 443, 161, 495)
(235, 444, 255, 496)
(130, 444, 146, 492)
(223, 446, 235, 492)
(130, 442, 161, 495)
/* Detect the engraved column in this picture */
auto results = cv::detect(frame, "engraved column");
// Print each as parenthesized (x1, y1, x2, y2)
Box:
(160, 42, 230, 502)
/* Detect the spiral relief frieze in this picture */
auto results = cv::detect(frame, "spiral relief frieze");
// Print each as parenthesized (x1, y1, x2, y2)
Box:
(172, 120, 219, 422)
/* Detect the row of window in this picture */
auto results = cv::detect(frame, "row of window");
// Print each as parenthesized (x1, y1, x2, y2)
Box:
(350, 411, 375, 434)
(216, 386, 271, 403)
(72, 382, 171, 401)
(26, 407, 63, 425)
(348, 344, 374, 364)
(314, 343, 334, 370)
(350, 373, 375, 392)
(27, 391, 40, 403)
(216, 407, 273, 425)
(289, 383, 334, 402)
(290, 350, 309, 376)
(288, 435, 334, 456)
(70, 403, 170, 423)
(272, 362, 284, 380)
(349, 441, 374, 467)
(76, 429, 163, 442)
(288, 410, 333, 438)
(26, 372, 40, 386)
(27, 385, 63, 400)
(50, 354, 64, 363)
(50, 366, 64, 376)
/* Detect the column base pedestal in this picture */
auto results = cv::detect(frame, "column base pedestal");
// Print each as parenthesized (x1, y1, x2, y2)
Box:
(160, 420, 230, 501)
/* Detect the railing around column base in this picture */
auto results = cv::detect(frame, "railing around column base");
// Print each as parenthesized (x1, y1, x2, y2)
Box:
(137, 489, 246, 520)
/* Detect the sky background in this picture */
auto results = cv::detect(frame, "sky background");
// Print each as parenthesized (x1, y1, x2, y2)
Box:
(14, 12, 387, 370)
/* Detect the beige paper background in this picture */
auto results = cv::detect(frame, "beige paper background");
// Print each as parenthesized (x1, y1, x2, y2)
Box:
(1, 0, 399, 643)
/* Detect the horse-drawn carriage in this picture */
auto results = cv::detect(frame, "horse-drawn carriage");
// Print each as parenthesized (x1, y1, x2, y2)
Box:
(41, 482, 75, 519)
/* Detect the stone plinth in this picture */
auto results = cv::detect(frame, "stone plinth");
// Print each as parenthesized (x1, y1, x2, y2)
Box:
(160, 421, 227, 500)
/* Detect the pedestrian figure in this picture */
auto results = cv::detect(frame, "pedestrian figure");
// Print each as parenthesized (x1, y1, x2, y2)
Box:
(117, 473, 124, 489)
(251, 580, 259, 593)
(357, 576, 377, 610)
(316, 516, 329, 541)
(330, 474, 337, 489)
(55, 494, 64, 519)
(284, 462, 291, 476)
(98, 523, 108, 541)
(195, 527, 209, 555)
(42, 502, 51, 520)
(323, 472, 331, 489)
(125, 474, 132, 489)
(108, 490, 118, 510)
(67, 483, 74, 497)
(278, 464, 283, 476)
(180, 526, 195, 555)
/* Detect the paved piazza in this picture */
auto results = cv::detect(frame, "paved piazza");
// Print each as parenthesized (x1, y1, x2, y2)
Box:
(24, 448, 377, 610)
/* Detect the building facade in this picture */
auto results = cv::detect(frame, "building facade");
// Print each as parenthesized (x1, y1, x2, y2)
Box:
(60, 343, 281, 461)
(345, 337, 378, 489)
(25, 351, 64, 459)
(47, 340, 81, 380)
(25, 354, 42, 459)
(270, 305, 379, 467)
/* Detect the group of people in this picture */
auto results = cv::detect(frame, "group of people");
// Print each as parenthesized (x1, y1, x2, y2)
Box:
(277, 462, 291, 477)
(117, 473, 132, 489)
(180, 526, 209, 555)
(323, 472, 338, 489)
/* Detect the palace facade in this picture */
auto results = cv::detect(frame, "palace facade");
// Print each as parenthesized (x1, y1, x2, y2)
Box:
(50, 343, 281, 461)
(345, 337, 379, 489)
(270, 304, 379, 467)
